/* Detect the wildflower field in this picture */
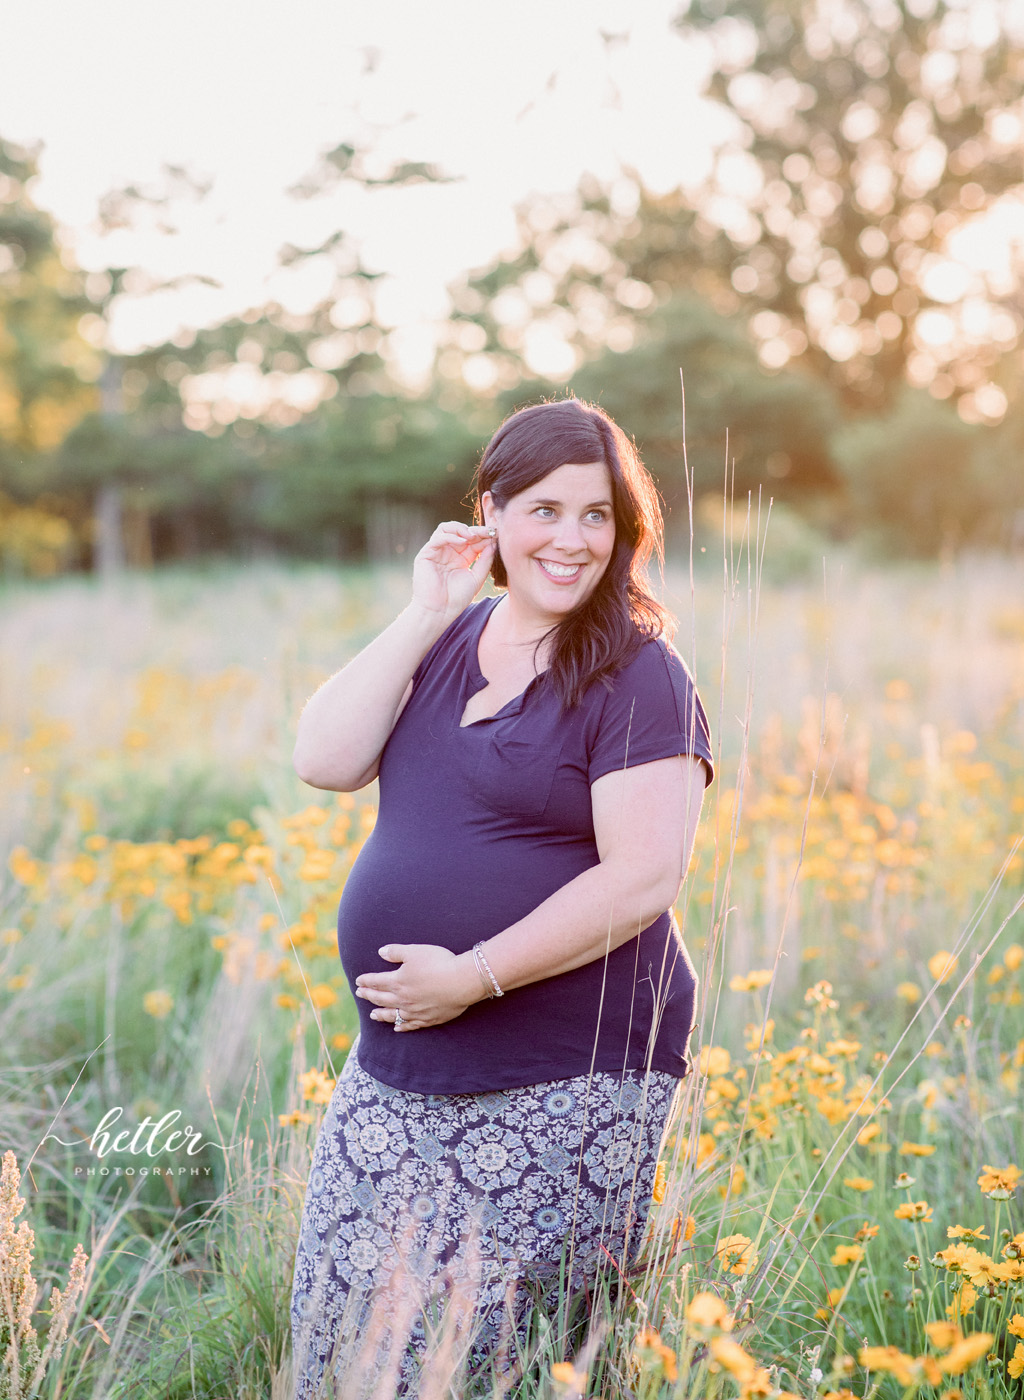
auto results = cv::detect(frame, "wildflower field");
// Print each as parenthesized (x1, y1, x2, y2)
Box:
(1, 549, 1023, 1399)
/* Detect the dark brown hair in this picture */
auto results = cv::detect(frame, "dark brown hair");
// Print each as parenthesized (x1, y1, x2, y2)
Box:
(472, 398, 671, 707)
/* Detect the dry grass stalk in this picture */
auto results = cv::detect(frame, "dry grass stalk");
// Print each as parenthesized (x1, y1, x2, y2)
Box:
(0, 1151, 87, 1400)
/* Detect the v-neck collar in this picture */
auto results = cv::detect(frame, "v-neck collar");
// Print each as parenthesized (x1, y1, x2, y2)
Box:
(460, 595, 544, 727)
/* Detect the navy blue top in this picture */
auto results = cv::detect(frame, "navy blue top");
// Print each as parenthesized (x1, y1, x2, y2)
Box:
(337, 595, 714, 1094)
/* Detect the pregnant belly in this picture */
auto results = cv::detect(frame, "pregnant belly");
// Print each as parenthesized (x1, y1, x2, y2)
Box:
(335, 823, 595, 989)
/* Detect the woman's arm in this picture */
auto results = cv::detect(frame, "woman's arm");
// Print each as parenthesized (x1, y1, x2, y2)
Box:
(355, 753, 708, 1027)
(293, 522, 496, 791)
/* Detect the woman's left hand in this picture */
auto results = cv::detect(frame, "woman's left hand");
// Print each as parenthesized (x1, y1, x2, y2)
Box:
(355, 944, 484, 1031)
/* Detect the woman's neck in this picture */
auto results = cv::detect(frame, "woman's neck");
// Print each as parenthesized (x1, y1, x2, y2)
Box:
(489, 592, 556, 666)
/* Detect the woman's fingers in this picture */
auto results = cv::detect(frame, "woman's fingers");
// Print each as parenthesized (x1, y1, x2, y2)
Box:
(421, 523, 493, 558)
(430, 521, 491, 540)
(355, 983, 398, 1006)
(367, 1004, 421, 1030)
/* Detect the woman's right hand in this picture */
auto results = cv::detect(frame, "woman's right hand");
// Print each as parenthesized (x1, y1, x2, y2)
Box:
(411, 521, 497, 623)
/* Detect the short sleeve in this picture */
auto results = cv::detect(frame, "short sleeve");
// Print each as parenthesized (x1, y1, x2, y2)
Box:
(587, 640, 714, 787)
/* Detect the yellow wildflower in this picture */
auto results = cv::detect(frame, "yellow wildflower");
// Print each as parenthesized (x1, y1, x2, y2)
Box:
(685, 1292, 733, 1330)
(934, 1243, 977, 1273)
(652, 1161, 667, 1204)
(894, 1200, 933, 1222)
(947, 1284, 978, 1321)
(925, 1321, 961, 1349)
(855, 1222, 880, 1241)
(298, 850, 337, 881)
(1008, 1315, 1024, 1339)
(719, 1163, 746, 1198)
(805, 980, 839, 1008)
(669, 1212, 696, 1246)
(298, 1068, 336, 1105)
(928, 950, 958, 983)
(858, 1346, 918, 1385)
(899, 1141, 936, 1156)
(278, 1110, 313, 1127)
(831, 1243, 865, 1266)
(550, 1361, 587, 1389)
(977, 1163, 1020, 1198)
(843, 1176, 875, 1192)
(709, 1336, 756, 1382)
(939, 1332, 993, 1374)
(1004, 944, 1023, 972)
(331, 1032, 352, 1051)
(683, 1131, 717, 1168)
(729, 969, 773, 992)
(8, 847, 43, 886)
(947, 1225, 989, 1240)
(698, 1045, 731, 1076)
(715, 1234, 758, 1276)
(309, 983, 337, 1010)
(963, 1254, 1001, 1287)
(142, 990, 174, 1019)
(1008, 1341, 1024, 1380)
(635, 1328, 677, 1382)
(896, 981, 921, 1002)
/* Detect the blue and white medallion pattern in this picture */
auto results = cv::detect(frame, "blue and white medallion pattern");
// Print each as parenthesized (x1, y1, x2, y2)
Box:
(291, 1039, 678, 1397)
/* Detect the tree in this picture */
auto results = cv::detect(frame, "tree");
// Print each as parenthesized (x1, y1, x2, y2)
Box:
(248, 395, 484, 560)
(443, 0, 1024, 417)
(32, 140, 460, 568)
(831, 389, 988, 553)
(498, 296, 839, 520)
(100, 141, 454, 437)
(0, 136, 98, 459)
(669, 0, 1024, 414)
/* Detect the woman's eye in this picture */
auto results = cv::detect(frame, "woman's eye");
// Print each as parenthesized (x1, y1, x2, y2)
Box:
(535, 506, 555, 518)
(587, 511, 610, 524)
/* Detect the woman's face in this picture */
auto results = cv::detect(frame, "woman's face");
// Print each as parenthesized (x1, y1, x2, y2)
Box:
(481, 460, 616, 627)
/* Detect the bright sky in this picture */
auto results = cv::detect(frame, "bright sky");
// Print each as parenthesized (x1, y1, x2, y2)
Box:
(0, 0, 721, 379)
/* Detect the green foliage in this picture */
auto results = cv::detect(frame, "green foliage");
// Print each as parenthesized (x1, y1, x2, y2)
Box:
(242, 394, 484, 552)
(831, 390, 988, 554)
(550, 296, 839, 508)
(85, 758, 268, 844)
(670, 0, 1024, 408)
(447, 1, 1024, 419)
(0, 136, 97, 455)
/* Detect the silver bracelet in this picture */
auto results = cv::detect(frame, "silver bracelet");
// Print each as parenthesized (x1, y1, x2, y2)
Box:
(472, 941, 504, 998)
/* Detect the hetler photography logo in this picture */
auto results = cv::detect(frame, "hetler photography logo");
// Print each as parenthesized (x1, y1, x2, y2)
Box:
(45, 1105, 226, 1177)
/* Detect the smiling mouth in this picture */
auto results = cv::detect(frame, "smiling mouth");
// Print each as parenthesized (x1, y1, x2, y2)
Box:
(536, 559, 584, 581)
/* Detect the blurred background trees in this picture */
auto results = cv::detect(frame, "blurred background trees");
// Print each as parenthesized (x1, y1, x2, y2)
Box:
(1, 0, 1023, 576)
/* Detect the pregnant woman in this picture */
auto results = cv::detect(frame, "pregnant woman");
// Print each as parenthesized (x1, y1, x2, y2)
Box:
(290, 398, 713, 1397)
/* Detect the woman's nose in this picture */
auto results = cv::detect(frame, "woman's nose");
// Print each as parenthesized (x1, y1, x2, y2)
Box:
(552, 515, 586, 552)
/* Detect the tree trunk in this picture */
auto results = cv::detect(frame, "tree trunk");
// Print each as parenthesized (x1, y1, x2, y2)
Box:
(365, 498, 429, 564)
(94, 483, 125, 578)
(123, 499, 153, 569)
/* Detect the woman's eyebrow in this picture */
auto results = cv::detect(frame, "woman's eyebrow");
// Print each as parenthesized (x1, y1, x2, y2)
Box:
(529, 496, 613, 508)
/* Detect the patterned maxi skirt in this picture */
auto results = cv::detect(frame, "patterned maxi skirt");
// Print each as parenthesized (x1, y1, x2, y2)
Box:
(290, 1039, 679, 1399)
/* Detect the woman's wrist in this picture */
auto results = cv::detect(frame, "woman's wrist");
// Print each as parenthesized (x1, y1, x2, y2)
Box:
(401, 599, 457, 643)
(454, 949, 491, 1008)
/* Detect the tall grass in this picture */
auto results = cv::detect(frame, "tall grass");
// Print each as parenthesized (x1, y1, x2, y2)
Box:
(1, 547, 1022, 1396)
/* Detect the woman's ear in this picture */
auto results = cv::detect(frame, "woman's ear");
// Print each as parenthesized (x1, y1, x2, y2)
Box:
(481, 492, 498, 528)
